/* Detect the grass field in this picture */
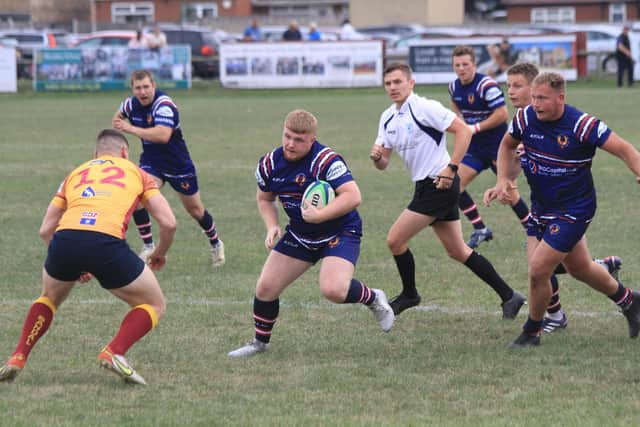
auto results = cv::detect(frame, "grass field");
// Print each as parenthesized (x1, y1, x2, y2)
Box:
(1, 81, 640, 426)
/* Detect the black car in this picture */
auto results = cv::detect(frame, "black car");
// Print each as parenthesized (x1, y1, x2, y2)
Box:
(156, 26, 221, 78)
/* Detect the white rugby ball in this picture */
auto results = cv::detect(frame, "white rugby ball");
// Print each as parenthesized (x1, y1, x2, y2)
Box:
(302, 180, 335, 209)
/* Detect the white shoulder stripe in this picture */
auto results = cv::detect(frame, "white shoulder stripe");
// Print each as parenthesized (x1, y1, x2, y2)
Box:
(573, 113, 588, 133)
(310, 147, 332, 175)
(580, 116, 596, 140)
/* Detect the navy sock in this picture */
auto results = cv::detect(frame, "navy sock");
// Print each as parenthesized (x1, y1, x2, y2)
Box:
(546, 275, 562, 314)
(393, 249, 418, 298)
(253, 297, 279, 344)
(133, 209, 153, 245)
(609, 283, 633, 310)
(343, 279, 376, 305)
(464, 251, 513, 302)
(523, 316, 543, 335)
(197, 209, 219, 246)
(459, 190, 485, 230)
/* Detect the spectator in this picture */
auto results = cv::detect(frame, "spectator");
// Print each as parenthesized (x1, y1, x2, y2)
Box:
(486, 37, 513, 78)
(308, 22, 322, 41)
(128, 30, 148, 49)
(339, 19, 364, 40)
(145, 25, 167, 51)
(243, 18, 263, 42)
(282, 20, 302, 41)
(616, 25, 634, 87)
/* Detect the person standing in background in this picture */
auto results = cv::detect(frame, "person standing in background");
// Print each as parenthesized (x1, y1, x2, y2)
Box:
(616, 25, 634, 87)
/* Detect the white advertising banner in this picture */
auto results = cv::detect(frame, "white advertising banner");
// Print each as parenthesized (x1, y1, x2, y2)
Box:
(0, 47, 17, 92)
(409, 35, 578, 84)
(220, 41, 383, 88)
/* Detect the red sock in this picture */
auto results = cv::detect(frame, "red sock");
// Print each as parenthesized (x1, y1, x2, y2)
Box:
(107, 305, 158, 355)
(11, 297, 56, 367)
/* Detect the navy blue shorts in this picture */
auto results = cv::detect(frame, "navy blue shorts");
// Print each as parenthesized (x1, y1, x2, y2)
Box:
(273, 229, 361, 265)
(461, 149, 497, 174)
(44, 230, 145, 289)
(141, 162, 199, 196)
(526, 215, 591, 253)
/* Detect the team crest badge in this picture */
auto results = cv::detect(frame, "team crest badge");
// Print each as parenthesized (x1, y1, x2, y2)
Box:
(549, 224, 560, 234)
(328, 237, 340, 248)
(467, 94, 475, 104)
(556, 135, 569, 148)
(146, 114, 153, 125)
(295, 174, 307, 186)
(528, 160, 537, 174)
(180, 182, 190, 190)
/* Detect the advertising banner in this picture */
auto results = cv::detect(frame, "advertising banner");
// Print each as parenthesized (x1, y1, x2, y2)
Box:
(34, 46, 191, 91)
(220, 41, 383, 88)
(409, 35, 577, 84)
(0, 47, 17, 92)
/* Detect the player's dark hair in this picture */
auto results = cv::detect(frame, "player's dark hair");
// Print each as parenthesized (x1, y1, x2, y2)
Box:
(129, 69, 155, 86)
(452, 45, 475, 63)
(383, 62, 413, 79)
(533, 72, 565, 93)
(507, 62, 539, 83)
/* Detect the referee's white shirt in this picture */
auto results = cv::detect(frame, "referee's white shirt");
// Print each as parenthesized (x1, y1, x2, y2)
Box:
(375, 92, 456, 182)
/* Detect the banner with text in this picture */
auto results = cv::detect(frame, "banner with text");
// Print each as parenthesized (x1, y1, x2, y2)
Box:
(34, 46, 191, 91)
(220, 41, 383, 88)
(409, 35, 577, 84)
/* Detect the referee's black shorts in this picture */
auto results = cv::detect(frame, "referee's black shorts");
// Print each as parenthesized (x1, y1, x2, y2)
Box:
(407, 175, 460, 221)
(44, 230, 145, 289)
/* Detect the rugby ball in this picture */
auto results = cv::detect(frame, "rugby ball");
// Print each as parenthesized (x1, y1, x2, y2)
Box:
(302, 180, 335, 209)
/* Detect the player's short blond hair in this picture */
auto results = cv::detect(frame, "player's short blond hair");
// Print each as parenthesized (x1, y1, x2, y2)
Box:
(129, 69, 155, 86)
(284, 109, 318, 135)
(506, 62, 539, 84)
(533, 71, 565, 93)
(452, 45, 475, 63)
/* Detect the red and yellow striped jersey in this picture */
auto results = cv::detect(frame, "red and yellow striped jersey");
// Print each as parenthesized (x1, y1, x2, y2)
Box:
(51, 155, 160, 239)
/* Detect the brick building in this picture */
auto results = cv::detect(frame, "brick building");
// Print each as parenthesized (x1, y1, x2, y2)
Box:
(502, 0, 640, 24)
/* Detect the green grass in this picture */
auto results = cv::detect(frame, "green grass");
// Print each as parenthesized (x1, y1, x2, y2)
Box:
(1, 81, 640, 426)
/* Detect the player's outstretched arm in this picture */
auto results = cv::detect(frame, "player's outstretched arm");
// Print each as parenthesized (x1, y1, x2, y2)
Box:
(144, 194, 176, 268)
(39, 203, 65, 244)
(601, 132, 640, 179)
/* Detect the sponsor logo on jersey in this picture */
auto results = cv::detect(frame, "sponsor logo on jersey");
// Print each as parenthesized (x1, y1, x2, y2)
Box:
(485, 87, 502, 101)
(556, 134, 569, 148)
(467, 94, 475, 104)
(597, 121, 608, 138)
(528, 160, 538, 174)
(386, 129, 396, 135)
(81, 187, 96, 197)
(80, 211, 98, 225)
(549, 224, 560, 234)
(88, 159, 114, 166)
(529, 133, 544, 140)
(326, 161, 347, 181)
(295, 174, 307, 186)
(156, 106, 174, 117)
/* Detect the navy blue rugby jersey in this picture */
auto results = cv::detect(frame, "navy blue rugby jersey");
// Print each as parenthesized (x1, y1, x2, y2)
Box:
(509, 104, 612, 217)
(119, 90, 193, 173)
(255, 141, 362, 247)
(449, 73, 507, 153)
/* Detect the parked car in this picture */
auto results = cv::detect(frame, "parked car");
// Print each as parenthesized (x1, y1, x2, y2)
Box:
(72, 30, 137, 48)
(385, 28, 475, 58)
(0, 29, 68, 77)
(147, 25, 223, 78)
